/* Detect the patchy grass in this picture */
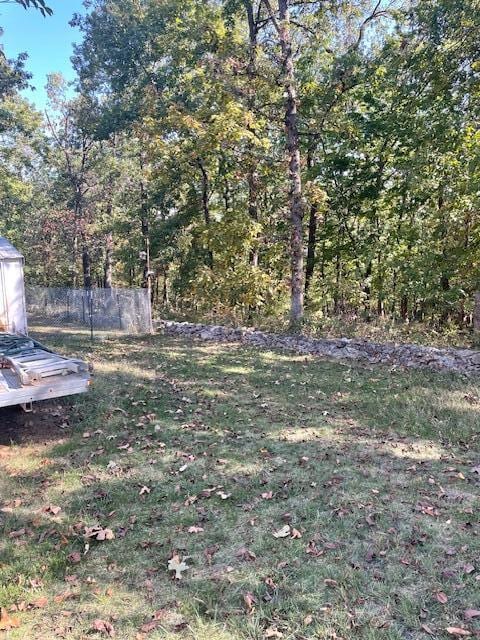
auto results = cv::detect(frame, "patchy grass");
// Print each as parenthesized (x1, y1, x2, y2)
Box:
(0, 327, 479, 640)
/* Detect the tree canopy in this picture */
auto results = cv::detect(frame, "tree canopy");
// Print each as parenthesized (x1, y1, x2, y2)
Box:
(1, 0, 479, 331)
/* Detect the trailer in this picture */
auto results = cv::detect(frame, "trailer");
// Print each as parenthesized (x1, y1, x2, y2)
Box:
(0, 237, 90, 411)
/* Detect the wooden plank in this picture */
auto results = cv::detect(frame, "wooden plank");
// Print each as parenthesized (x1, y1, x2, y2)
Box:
(0, 373, 90, 408)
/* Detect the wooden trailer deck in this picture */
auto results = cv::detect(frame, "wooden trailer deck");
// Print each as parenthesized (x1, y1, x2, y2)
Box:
(0, 334, 91, 410)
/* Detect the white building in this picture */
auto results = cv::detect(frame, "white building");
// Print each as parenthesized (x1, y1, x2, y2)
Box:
(0, 236, 27, 336)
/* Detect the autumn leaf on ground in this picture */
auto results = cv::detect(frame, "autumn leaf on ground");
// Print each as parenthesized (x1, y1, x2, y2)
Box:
(167, 554, 190, 579)
(446, 628, 471, 637)
(264, 627, 283, 638)
(84, 526, 115, 541)
(139, 486, 151, 495)
(235, 546, 256, 561)
(30, 596, 48, 609)
(0, 608, 20, 630)
(67, 551, 81, 563)
(435, 591, 448, 604)
(43, 504, 61, 515)
(243, 591, 256, 614)
(187, 525, 204, 534)
(273, 525, 290, 538)
(464, 609, 480, 620)
(92, 619, 115, 636)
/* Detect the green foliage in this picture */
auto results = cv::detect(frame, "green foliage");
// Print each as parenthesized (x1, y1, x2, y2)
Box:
(3, 0, 480, 333)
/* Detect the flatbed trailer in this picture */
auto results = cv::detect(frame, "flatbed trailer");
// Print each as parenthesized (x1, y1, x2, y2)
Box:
(0, 237, 91, 411)
(0, 334, 91, 410)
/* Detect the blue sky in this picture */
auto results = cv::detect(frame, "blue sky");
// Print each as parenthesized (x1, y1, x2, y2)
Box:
(0, 0, 86, 110)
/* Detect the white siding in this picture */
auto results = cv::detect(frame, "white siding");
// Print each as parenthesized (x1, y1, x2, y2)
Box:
(0, 259, 27, 335)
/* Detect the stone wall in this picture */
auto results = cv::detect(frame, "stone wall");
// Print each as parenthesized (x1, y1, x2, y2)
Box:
(160, 321, 480, 375)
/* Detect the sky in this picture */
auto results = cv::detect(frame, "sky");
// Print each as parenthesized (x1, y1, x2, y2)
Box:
(0, 0, 86, 111)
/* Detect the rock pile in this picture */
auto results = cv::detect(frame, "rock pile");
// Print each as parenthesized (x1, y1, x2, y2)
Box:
(160, 320, 480, 375)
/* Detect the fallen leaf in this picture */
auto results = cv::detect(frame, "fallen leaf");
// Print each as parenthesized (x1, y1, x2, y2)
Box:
(290, 527, 302, 539)
(261, 491, 273, 500)
(139, 486, 151, 496)
(54, 591, 75, 603)
(140, 620, 158, 633)
(187, 526, 204, 534)
(446, 628, 471, 637)
(420, 624, 434, 635)
(167, 554, 189, 579)
(243, 591, 256, 613)
(44, 505, 61, 516)
(235, 546, 256, 561)
(68, 551, 81, 564)
(435, 591, 448, 604)
(30, 596, 48, 609)
(324, 578, 338, 587)
(0, 608, 20, 630)
(273, 525, 290, 538)
(464, 609, 480, 620)
(264, 627, 283, 638)
(92, 619, 115, 637)
(84, 526, 115, 541)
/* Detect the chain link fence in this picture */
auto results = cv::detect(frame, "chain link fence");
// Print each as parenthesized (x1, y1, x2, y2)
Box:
(25, 286, 153, 336)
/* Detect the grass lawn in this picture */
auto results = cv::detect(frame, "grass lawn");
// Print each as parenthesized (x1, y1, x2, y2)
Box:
(0, 327, 479, 639)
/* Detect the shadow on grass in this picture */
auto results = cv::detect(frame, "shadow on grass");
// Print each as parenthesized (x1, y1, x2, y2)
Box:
(1, 328, 478, 638)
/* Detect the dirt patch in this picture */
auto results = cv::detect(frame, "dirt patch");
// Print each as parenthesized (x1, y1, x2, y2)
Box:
(0, 401, 71, 446)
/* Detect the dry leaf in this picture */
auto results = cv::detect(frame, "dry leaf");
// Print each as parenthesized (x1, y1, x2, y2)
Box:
(264, 627, 283, 638)
(235, 546, 256, 561)
(446, 628, 471, 637)
(140, 620, 158, 633)
(290, 528, 302, 539)
(167, 554, 190, 579)
(30, 596, 48, 609)
(0, 608, 20, 630)
(243, 591, 256, 613)
(187, 526, 204, 534)
(54, 591, 75, 603)
(421, 624, 434, 635)
(435, 591, 448, 604)
(464, 609, 480, 620)
(324, 578, 338, 587)
(273, 525, 290, 538)
(44, 505, 61, 516)
(92, 619, 115, 637)
(84, 526, 115, 541)
(68, 551, 81, 564)
(139, 486, 151, 495)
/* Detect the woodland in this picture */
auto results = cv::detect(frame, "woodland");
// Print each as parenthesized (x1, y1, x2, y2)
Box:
(1, 0, 479, 332)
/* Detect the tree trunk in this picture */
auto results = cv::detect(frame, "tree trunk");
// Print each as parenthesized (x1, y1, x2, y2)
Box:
(139, 177, 150, 284)
(473, 293, 480, 332)
(82, 242, 92, 290)
(104, 231, 113, 288)
(277, 0, 304, 329)
(305, 203, 317, 297)
(244, 0, 260, 268)
(197, 158, 213, 268)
